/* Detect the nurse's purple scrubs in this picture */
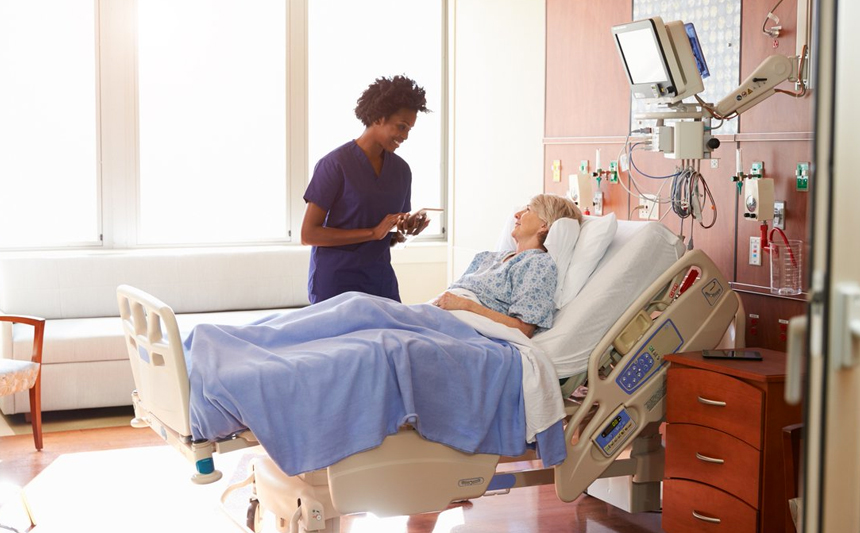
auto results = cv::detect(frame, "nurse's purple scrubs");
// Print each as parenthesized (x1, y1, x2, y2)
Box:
(303, 140, 412, 303)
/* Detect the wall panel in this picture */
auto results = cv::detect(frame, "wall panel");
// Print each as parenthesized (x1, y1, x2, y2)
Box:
(544, 0, 814, 352)
(545, 0, 631, 138)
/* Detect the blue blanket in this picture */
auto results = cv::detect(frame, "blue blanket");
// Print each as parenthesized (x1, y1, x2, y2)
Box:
(184, 292, 565, 476)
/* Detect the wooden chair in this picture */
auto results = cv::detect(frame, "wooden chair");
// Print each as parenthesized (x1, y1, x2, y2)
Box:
(0, 315, 45, 450)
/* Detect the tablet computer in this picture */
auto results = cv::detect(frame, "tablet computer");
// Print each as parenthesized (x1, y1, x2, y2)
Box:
(701, 349, 763, 360)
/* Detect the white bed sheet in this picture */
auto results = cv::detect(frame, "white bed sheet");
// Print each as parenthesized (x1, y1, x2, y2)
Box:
(533, 221, 685, 378)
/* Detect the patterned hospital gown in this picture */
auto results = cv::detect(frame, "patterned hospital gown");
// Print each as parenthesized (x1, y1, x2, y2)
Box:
(449, 249, 557, 330)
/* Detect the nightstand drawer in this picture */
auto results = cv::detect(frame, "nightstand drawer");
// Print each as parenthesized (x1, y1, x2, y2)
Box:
(666, 423, 761, 507)
(667, 367, 764, 448)
(663, 479, 757, 533)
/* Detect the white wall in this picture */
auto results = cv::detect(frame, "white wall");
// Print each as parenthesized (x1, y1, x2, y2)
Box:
(448, 0, 546, 281)
(392, 244, 447, 304)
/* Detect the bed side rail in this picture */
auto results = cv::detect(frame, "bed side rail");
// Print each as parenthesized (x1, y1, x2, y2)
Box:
(555, 249, 742, 501)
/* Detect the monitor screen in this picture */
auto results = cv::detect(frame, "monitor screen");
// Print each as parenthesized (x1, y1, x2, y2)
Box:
(615, 26, 670, 85)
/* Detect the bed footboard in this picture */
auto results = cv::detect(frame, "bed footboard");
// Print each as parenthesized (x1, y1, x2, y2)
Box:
(118, 285, 258, 484)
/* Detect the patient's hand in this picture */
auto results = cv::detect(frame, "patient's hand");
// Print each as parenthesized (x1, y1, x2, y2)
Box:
(433, 291, 536, 338)
(432, 291, 474, 312)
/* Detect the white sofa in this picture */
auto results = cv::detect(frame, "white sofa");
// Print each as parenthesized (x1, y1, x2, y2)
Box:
(0, 247, 311, 415)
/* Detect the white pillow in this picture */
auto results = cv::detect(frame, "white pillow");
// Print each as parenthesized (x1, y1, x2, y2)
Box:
(544, 218, 580, 307)
(558, 212, 618, 307)
(495, 214, 517, 253)
(494, 211, 581, 308)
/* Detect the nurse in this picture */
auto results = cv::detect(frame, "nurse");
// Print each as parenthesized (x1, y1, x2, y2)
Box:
(301, 75, 430, 304)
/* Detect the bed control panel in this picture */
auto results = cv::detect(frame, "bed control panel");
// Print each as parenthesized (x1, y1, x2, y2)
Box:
(593, 406, 636, 457)
(616, 319, 683, 394)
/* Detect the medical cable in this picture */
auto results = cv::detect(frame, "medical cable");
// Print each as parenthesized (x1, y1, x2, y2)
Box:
(695, 94, 739, 121)
(768, 226, 799, 267)
(670, 163, 717, 230)
(619, 140, 674, 219)
(618, 130, 717, 236)
(762, 0, 785, 37)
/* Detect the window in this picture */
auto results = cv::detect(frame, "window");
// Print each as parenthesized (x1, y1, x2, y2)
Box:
(308, 0, 445, 236)
(0, 1, 99, 248)
(0, 1, 446, 250)
(137, 0, 288, 244)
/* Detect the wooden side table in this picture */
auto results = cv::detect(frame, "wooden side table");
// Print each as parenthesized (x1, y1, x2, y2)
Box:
(662, 348, 802, 533)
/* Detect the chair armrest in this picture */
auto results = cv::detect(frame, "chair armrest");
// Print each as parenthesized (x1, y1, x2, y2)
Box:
(0, 315, 46, 364)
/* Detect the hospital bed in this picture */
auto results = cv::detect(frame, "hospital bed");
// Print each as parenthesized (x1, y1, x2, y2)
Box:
(117, 219, 745, 533)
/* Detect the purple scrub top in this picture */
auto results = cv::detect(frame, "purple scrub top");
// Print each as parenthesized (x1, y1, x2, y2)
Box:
(303, 140, 412, 303)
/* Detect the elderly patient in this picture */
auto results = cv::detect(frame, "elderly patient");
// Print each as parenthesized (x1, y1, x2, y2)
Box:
(433, 193, 581, 338)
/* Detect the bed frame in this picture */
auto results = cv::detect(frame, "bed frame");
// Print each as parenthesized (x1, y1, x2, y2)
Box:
(117, 249, 744, 533)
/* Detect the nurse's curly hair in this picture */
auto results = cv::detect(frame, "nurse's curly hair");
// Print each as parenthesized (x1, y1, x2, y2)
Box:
(355, 75, 429, 126)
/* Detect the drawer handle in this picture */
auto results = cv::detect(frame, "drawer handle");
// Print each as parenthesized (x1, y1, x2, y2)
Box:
(697, 396, 727, 407)
(692, 510, 722, 524)
(695, 452, 725, 464)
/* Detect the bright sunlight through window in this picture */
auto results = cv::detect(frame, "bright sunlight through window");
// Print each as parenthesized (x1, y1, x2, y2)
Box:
(0, 2, 98, 248)
(137, 0, 288, 245)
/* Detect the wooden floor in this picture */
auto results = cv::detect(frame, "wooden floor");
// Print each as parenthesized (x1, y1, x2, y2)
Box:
(0, 426, 665, 532)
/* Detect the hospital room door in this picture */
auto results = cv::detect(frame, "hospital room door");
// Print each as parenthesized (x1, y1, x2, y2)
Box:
(795, 0, 860, 530)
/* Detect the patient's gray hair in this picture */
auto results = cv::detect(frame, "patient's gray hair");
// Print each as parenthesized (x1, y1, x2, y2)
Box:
(529, 193, 582, 228)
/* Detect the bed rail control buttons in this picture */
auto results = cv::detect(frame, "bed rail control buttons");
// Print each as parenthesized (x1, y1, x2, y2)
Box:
(616, 319, 683, 394)
(593, 406, 636, 457)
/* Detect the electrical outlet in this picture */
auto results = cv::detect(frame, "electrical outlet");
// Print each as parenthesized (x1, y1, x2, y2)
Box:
(552, 160, 561, 182)
(773, 201, 786, 229)
(609, 161, 619, 183)
(593, 191, 604, 216)
(579, 160, 589, 174)
(750, 236, 762, 266)
(710, 158, 719, 169)
(639, 194, 659, 220)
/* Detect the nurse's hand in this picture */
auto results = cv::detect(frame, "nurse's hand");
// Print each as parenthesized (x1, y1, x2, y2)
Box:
(398, 212, 432, 236)
(372, 213, 407, 241)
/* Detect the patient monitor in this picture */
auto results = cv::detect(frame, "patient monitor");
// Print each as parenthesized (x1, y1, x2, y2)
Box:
(612, 16, 807, 160)
(612, 17, 706, 105)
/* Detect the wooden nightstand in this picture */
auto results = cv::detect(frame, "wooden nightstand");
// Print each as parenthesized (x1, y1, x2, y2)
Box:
(662, 349, 802, 533)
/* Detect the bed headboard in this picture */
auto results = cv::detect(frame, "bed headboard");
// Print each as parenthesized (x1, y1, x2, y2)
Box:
(533, 221, 684, 378)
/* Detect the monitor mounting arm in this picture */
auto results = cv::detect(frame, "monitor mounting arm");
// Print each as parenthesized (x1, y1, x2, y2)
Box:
(709, 54, 802, 118)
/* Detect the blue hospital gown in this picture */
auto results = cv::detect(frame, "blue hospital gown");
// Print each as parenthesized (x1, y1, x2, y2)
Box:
(449, 250, 557, 329)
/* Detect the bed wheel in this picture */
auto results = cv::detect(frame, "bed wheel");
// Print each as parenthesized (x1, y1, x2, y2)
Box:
(246, 497, 262, 532)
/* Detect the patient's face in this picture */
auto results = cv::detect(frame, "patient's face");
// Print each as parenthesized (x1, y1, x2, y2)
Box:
(512, 206, 546, 243)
